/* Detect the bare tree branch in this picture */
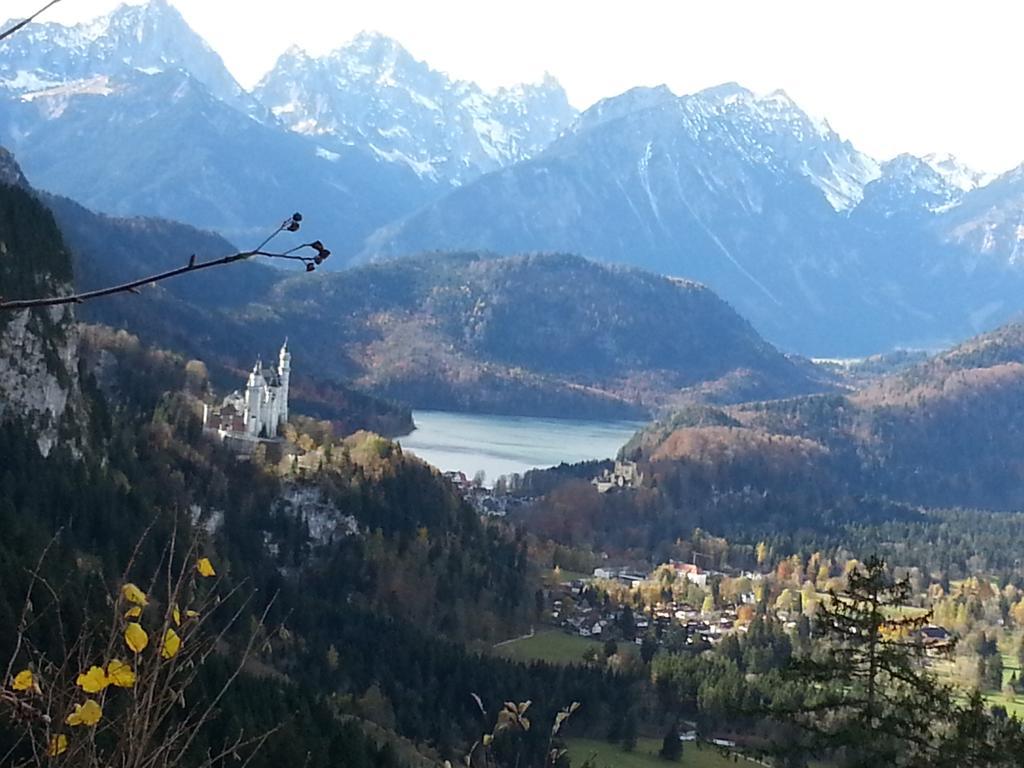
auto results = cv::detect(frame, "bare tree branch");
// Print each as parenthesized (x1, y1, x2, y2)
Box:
(0, 214, 331, 311)
(0, 0, 64, 45)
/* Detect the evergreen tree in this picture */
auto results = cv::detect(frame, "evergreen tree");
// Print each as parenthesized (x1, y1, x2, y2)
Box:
(620, 712, 637, 752)
(641, 635, 658, 665)
(771, 556, 1020, 767)
(659, 723, 682, 761)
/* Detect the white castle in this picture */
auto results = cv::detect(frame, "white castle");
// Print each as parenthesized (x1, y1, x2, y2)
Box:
(204, 341, 291, 439)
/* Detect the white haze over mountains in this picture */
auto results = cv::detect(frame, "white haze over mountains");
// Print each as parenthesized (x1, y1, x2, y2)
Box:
(5, 0, 1024, 174)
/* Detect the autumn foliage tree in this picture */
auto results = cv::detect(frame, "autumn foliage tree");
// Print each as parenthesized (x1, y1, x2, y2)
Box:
(1, 531, 273, 768)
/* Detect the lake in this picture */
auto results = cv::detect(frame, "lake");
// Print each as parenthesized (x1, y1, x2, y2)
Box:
(397, 410, 644, 483)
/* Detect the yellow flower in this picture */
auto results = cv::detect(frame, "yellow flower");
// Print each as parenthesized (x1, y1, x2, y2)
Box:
(161, 628, 181, 659)
(75, 666, 109, 694)
(172, 604, 181, 626)
(124, 606, 143, 619)
(11, 669, 33, 692)
(66, 699, 102, 727)
(196, 557, 216, 578)
(121, 583, 148, 606)
(106, 659, 136, 688)
(124, 622, 149, 654)
(48, 734, 68, 757)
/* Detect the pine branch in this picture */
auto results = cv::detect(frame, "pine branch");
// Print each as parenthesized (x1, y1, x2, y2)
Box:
(0, 0, 64, 45)
(0, 214, 331, 311)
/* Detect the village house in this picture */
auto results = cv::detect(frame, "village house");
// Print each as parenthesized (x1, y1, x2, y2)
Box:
(671, 561, 709, 588)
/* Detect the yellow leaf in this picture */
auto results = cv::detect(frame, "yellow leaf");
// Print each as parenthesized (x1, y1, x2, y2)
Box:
(172, 604, 181, 626)
(482, 734, 493, 746)
(185, 609, 199, 619)
(106, 659, 136, 688)
(66, 699, 102, 727)
(75, 666, 109, 694)
(124, 606, 142, 619)
(124, 622, 149, 654)
(161, 628, 181, 659)
(11, 669, 33, 692)
(48, 734, 68, 756)
(121, 583, 148, 606)
(196, 557, 216, 578)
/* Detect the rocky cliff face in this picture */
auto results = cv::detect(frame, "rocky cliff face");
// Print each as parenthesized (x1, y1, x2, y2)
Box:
(0, 149, 81, 454)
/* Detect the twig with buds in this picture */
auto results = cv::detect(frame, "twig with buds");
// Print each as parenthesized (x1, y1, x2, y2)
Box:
(0, 0, 64, 45)
(0, 213, 331, 311)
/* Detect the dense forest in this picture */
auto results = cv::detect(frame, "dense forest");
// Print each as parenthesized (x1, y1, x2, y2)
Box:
(0, 328, 645, 767)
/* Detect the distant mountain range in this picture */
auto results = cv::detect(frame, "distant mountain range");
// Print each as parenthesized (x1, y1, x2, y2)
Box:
(1, 0, 1023, 357)
(0, 1, 575, 253)
(254, 32, 576, 186)
(363, 85, 1024, 355)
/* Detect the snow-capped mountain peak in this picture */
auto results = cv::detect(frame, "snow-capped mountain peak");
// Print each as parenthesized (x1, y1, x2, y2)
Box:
(253, 30, 578, 185)
(700, 85, 881, 211)
(570, 81, 880, 213)
(0, 0, 259, 116)
(921, 152, 991, 192)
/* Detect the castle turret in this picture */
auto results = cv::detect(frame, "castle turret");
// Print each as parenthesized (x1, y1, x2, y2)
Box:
(277, 340, 290, 428)
(243, 357, 264, 437)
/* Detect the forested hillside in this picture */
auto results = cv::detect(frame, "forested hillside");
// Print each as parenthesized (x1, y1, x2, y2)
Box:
(241, 252, 829, 418)
(44, 194, 413, 435)
(0, 322, 641, 767)
(3, 152, 829, 423)
(621, 321, 1024, 510)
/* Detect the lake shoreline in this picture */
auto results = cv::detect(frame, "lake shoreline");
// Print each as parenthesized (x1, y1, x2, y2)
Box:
(398, 410, 644, 484)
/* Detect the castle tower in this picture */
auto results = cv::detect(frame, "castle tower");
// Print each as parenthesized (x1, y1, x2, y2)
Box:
(243, 357, 264, 437)
(277, 340, 290, 429)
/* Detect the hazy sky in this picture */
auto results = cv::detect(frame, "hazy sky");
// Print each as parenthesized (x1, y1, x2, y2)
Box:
(7, 0, 1024, 173)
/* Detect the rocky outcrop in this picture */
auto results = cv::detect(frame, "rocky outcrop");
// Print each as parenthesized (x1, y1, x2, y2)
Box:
(0, 305, 79, 454)
(0, 149, 82, 454)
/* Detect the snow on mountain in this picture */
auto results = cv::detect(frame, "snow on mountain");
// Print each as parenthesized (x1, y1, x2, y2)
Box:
(921, 152, 991, 192)
(253, 31, 577, 184)
(938, 163, 1024, 265)
(357, 80, 1024, 356)
(0, 0, 261, 117)
(685, 84, 881, 212)
(856, 153, 965, 217)
(570, 83, 880, 212)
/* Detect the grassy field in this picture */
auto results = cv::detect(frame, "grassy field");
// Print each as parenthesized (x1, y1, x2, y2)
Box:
(930, 635, 1024, 719)
(495, 631, 604, 665)
(984, 642, 1024, 718)
(565, 737, 750, 768)
(544, 568, 591, 585)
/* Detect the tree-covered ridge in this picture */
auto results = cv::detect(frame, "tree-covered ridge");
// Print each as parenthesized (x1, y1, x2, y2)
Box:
(0, 180, 73, 296)
(620, 319, 1024, 510)
(241, 251, 829, 418)
(40, 193, 413, 436)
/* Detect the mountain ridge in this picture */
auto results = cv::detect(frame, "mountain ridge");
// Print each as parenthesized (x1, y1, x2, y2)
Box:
(253, 30, 577, 186)
(360, 81, 1024, 356)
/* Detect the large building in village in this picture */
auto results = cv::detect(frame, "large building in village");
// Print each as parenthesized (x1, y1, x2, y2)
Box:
(203, 341, 290, 440)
